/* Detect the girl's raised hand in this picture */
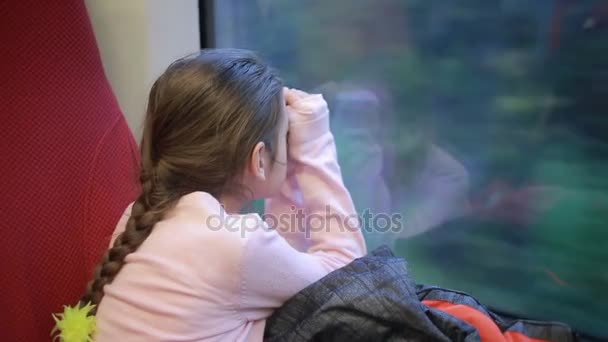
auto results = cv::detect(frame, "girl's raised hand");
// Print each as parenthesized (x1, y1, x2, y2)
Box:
(282, 87, 329, 145)
(283, 87, 311, 106)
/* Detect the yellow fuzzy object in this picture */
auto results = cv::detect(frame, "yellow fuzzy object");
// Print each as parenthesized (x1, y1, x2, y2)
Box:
(51, 302, 96, 342)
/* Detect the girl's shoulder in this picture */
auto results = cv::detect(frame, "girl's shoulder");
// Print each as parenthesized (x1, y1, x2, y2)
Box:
(153, 192, 273, 256)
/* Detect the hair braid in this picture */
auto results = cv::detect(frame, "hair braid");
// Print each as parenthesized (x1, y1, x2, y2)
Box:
(80, 172, 172, 314)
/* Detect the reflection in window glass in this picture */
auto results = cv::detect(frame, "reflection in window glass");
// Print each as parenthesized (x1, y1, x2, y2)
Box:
(214, 0, 608, 335)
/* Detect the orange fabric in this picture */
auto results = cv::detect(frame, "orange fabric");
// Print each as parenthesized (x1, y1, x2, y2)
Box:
(422, 300, 548, 342)
(504, 331, 549, 342)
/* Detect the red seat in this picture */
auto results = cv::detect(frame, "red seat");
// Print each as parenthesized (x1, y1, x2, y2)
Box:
(0, 0, 140, 340)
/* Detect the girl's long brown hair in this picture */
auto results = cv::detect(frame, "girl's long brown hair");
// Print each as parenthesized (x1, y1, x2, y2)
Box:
(80, 49, 283, 313)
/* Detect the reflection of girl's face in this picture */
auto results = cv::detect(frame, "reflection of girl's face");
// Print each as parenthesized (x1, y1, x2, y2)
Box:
(333, 88, 382, 139)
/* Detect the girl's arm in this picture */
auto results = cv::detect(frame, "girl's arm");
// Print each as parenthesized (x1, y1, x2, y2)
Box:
(264, 90, 365, 251)
(239, 91, 366, 320)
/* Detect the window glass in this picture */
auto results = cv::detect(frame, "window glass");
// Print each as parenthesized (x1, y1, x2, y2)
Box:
(214, 0, 608, 335)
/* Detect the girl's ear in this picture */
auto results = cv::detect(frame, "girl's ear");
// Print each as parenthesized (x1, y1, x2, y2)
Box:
(249, 141, 266, 181)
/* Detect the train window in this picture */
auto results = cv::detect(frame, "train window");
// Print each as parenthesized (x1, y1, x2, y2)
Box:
(209, 0, 608, 335)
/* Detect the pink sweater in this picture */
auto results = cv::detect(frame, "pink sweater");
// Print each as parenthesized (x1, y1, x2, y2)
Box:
(95, 94, 367, 341)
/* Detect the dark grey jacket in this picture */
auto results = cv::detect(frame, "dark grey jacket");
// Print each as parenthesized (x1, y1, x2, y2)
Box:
(264, 247, 575, 342)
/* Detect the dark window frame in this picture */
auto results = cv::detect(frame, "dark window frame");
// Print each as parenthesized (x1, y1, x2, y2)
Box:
(199, 0, 215, 48)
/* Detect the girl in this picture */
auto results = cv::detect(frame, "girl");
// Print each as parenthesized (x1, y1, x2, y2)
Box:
(55, 49, 366, 341)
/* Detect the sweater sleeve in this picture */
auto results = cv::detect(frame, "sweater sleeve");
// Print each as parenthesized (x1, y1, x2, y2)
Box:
(265, 94, 366, 252)
(241, 94, 367, 321)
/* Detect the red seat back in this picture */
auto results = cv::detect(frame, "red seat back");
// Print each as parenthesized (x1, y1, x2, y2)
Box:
(0, 1, 140, 340)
